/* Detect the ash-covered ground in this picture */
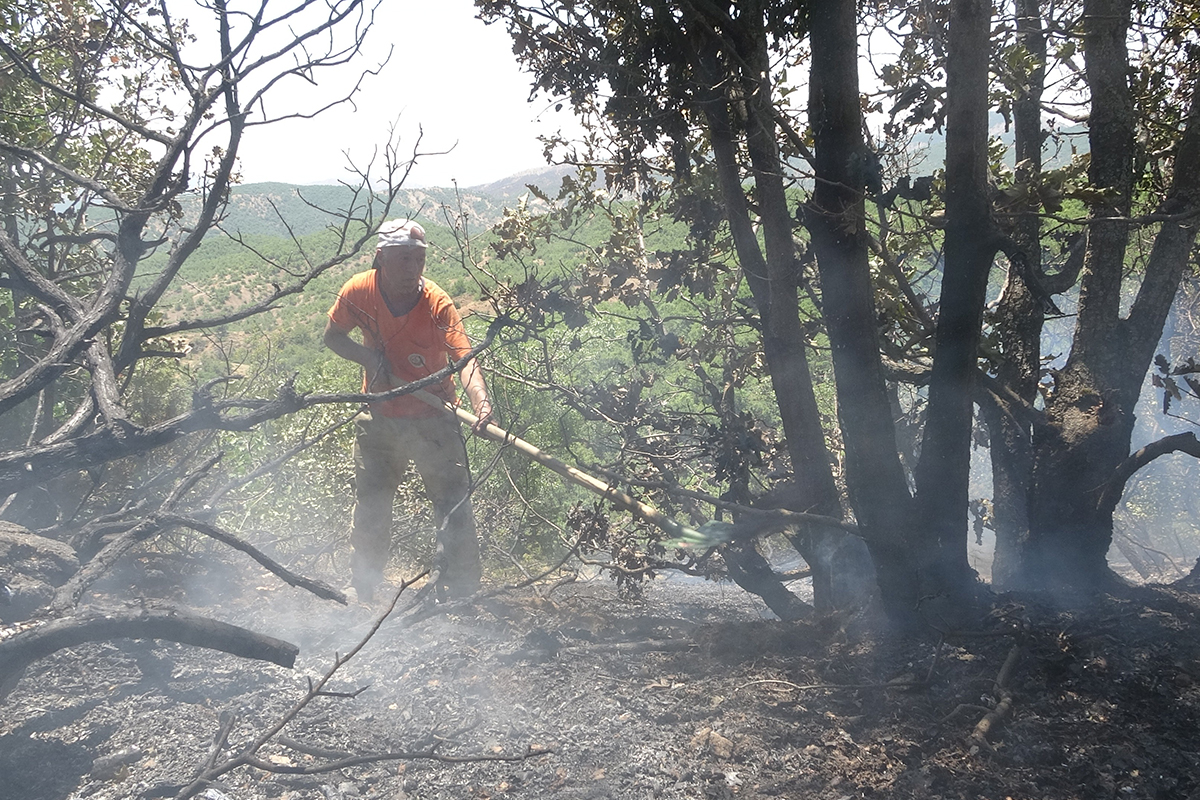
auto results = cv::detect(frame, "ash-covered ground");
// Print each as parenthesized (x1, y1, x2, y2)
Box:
(3, 553, 1200, 800)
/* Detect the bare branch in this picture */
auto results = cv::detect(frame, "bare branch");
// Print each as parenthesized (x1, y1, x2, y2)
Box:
(174, 570, 427, 799)
(1097, 432, 1200, 517)
(0, 607, 298, 703)
(156, 514, 348, 604)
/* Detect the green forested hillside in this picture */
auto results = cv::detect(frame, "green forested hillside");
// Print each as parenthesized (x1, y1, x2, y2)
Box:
(195, 183, 504, 239)
(195, 165, 584, 240)
(138, 170, 575, 371)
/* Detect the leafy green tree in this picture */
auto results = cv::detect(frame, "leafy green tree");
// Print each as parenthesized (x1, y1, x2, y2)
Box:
(478, 0, 1200, 622)
(476, 0, 880, 618)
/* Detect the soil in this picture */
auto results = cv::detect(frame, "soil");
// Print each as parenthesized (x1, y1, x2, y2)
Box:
(3, 555, 1200, 800)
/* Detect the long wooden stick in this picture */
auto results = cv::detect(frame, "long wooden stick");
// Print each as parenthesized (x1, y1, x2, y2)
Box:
(414, 391, 685, 537)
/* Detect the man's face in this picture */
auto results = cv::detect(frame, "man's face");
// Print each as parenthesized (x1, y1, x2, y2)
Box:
(377, 246, 426, 295)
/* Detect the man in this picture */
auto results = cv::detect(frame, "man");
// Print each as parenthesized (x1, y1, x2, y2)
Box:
(324, 219, 493, 601)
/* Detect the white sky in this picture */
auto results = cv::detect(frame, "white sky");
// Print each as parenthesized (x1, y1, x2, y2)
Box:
(231, 0, 575, 188)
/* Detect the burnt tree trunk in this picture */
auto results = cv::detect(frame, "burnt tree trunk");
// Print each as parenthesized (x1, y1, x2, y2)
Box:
(1027, 0, 1136, 589)
(982, 0, 1046, 589)
(737, 13, 876, 611)
(910, 0, 997, 616)
(695, 34, 850, 615)
(805, 0, 916, 616)
(694, 14, 877, 613)
(1025, 0, 1200, 588)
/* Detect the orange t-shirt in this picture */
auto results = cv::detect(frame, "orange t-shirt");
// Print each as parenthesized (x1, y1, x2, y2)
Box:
(327, 271, 472, 418)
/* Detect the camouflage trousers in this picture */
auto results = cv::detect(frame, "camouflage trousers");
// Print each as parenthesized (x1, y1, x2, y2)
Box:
(350, 409, 481, 599)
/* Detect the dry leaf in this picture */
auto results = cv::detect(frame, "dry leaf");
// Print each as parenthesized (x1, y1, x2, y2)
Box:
(709, 731, 735, 759)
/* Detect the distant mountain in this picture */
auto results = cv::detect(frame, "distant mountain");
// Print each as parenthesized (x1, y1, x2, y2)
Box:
(206, 182, 500, 239)
(465, 164, 580, 200)
(196, 164, 580, 240)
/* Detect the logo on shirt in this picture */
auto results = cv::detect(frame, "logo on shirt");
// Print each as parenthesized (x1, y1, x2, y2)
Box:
(408, 353, 426, 369)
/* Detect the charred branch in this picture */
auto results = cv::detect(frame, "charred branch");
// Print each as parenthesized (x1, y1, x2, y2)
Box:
(0, 606, 298, 703)
(0, 209, 146, 418)
(155, 514, 348, 604)
(0, 229, 84, 319)
(48, 520, 161, 616)
(1096, 432, 1200, 517)
(0, 323, 504, 497)
(175, 572, 429, 799)
(969, 644, 1022, 751)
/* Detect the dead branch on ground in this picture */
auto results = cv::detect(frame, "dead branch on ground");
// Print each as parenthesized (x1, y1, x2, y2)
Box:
(968, 644, 1022, 752)
(175, 572, 428, 797)
(0, 606, 299, 703)
(737, 677, 927, 695)
(155, 514, 347, 604)
(49, 520, 161, 615)
(174, 571, 550, 798)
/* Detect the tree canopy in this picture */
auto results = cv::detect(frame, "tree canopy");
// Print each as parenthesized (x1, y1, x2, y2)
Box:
(474, 0, 1200, 623)
(2, 0, 1198, 642)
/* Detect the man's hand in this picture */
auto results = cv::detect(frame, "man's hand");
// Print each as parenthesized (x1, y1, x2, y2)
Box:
(366, 355, 394, 393)
(459, 356, 493, 436)
(324, 322, 393, 394)
(471, 398, 494, 436)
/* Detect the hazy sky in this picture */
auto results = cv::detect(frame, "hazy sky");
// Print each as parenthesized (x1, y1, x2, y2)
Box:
(233, 0, 576, 188)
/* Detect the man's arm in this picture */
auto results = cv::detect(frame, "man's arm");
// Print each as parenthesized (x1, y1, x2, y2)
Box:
(458, 357, 494, 434)
(323, 318, 392, 390)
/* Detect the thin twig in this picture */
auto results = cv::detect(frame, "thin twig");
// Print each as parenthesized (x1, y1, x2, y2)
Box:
(736, 678, 926, 693)
(969, 644, 1022, 752)
(174, 572, 429, 799)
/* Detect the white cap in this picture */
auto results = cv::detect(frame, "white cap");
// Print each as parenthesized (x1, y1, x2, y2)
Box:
(376, 219, 427, 250)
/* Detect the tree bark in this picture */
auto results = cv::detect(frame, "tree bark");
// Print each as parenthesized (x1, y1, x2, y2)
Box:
(984, 0, 1046, 589)
(694, 33, 852, 614)
(738, 13, 876, 612)
(1025, 0, 1200, 589)
(805, 0, 916, 616)
(697, 44, 841, 522)
(911, 0, 996, 608)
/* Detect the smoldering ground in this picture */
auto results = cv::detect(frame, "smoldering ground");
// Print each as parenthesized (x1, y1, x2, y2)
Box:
(5, 542, 1200, 800)
(0, 552, 772, 800)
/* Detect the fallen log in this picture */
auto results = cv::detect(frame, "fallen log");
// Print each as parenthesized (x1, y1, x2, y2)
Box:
(0, 606, 298, 702)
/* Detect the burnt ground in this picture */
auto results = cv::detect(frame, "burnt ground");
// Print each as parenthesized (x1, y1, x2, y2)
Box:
(3, 554, 1200, 800)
